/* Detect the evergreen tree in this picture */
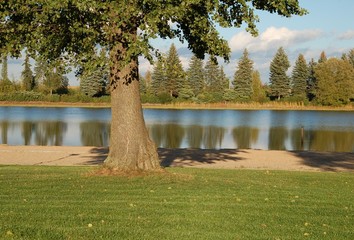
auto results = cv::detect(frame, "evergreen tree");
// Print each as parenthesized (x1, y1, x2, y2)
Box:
(204, 56, 220, 92)
(44, 69, 68, 95)
(144, 70, 152, 94)
(269, 47, 291, 100)
(1, 54, 9, 82)
(342, 49, 354, 67)
(0, 54, 12, 92)
(307, 58, 317, 101)
(139, 74, 147, 94)
(315, 58, 354, 106)
(165, 44, 185, 97)
(151, 55, 167, 95)
(42, 60, 69, 95)
(318, 51, 327, 63)
(233, 49, 253, 101)
(219, 67, 230, 90)
(79, 49, 109, 97)
(34, 58, 48, 88)
(251, 70, 267, 102)
(187, 55, 205, 96)
(291, 54, 308, 101)
(22, 53, 35, 91)
(178, 78, 194, 100)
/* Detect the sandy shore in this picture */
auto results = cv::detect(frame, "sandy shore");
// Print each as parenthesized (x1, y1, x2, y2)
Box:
(0, 145, 353, 172)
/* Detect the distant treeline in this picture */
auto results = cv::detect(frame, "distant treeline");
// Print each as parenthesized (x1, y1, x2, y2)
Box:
(1, 45, 353, 106)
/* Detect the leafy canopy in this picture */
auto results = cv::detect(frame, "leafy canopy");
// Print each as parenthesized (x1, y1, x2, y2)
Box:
(0, 1, 307, 66)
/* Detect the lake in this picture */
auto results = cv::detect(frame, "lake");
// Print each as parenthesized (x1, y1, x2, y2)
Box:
(1, 106, 354, 152)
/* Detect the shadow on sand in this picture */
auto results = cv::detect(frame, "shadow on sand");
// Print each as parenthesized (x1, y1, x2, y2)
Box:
(80, 147, 354, 172)
(81, 147, 108, 165)
(292, 151, 354, 172)
(159, 148, 246, 167)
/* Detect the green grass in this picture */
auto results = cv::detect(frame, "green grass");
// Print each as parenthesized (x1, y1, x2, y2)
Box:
(0, 166, 353, 239)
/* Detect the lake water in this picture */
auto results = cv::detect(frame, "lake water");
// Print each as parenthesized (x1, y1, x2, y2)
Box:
(1, 106, 354, 152)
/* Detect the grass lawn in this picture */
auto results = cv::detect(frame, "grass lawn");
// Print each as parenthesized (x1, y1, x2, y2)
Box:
(0, 166, 353, 239)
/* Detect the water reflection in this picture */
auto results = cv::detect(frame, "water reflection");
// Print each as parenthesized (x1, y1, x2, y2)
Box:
(308, 130, 354, 152)
(268, 127, 288, 150)
(1, 107, 354, 152)
(232, 126, 259, 149)
(148, 124, 185, 148)
(80, 122, 110, 147)
(1, 121, 67, 145)
(186, 125, 203, 148)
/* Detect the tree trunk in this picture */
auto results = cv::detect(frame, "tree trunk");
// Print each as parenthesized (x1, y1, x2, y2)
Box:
(103, 43, 160, 171)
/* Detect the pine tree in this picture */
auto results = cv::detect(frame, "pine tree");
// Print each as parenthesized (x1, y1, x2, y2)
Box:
(151, 55, 167, 95)
(233, 49, 253, 101)
(269, 47, 290, 100)
(219, 67, 230, 90)
(1, 55, 9, 82)
(34, 58, 48, 89)
(204, 56, 220, 92)
(144, 70, 152, 93)
(42, 60, 69, 95)
(318, 51, 327, 63)
(291, 54, 308, 101)
(0, 54, 12, 92)
(34, 58, 68, 94)
(307, 58, 317, 101)
(165, 44, 185, 97)
(79, 49, 109, 97)
(187, 55, 205, 96)
(342, 49, 354, 67)
(22, 53, 35, 91)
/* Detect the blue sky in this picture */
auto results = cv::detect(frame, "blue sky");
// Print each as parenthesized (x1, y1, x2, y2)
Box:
(4, 0, 354, 85)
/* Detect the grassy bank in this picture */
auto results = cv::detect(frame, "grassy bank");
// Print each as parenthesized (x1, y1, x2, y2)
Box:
(1, 100, 354, 111)
(0, 166, 353, 239)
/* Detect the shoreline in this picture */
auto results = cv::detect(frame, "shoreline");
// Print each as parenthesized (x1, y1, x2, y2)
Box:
(1, 101, 354, 111)
(1, 145, 353, 172)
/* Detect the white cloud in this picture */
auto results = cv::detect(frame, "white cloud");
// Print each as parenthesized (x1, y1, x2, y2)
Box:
(338, 30, 354, 40)
(229, 27, 323, 52)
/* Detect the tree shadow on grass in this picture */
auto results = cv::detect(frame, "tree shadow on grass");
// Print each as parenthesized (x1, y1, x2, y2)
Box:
(159, 148, 246, 167)
(291, 151, 354, 172)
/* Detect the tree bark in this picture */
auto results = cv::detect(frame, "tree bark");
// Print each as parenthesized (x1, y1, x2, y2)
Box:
(103, 42, 160, 170)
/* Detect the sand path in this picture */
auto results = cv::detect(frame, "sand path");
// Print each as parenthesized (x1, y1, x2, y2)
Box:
(1, 145, 353, 172)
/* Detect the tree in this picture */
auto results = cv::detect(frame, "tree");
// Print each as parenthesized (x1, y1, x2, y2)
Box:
(165, 44, 185, 97)
(151, 55, 167, 95)
(1, 54, 9, 82)
(233, 49, 253, 101)
(219, 67, 230, 90)
(22, 52, 35, 91)
(269, 47, 291, 100)
(251, 70, 267, 102)
(187, 55, 205, 97)
(1, 1, 306, 171)
(342, 49, 354, 68)
(42, 61, 69, 95)
(34, 58, 48, 89)
(314, 58, 354, 106)
(142, 70, 152, 94)
(0, 54, 13, 92)
(204, 56, 220, 92)
(79, 49, 109, 97)
(291, 54, 308, 101)
(318, 51, 327, 63)
(307, 58, 317, 101)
